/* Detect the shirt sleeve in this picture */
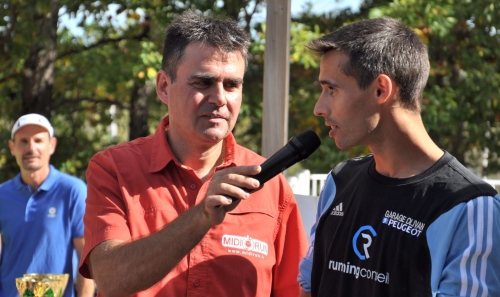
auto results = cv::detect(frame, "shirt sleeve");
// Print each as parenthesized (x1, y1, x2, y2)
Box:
(427, 194, 500, 297)
(70, 177, 87, 239)
(78, 152, 133, 278)
(297, 172, 337, 292)
(270, 175, 309, 297)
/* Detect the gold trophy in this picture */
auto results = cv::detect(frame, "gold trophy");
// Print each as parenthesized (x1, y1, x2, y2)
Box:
(15, 273, 69, 297)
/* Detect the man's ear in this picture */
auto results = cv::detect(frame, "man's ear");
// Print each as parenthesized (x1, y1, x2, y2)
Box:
(49, 137, 57, 155)
(8, 139, 14, 156)
(374, 74, 394, 104)
(156, 70, 171, 105)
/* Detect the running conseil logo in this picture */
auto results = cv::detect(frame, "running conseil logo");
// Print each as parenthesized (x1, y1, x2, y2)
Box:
(352, 225, 376, 260)
(327, 225, 389, 284)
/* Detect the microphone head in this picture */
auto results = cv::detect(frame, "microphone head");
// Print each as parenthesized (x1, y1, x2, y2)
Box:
(292, 129, 321, 159)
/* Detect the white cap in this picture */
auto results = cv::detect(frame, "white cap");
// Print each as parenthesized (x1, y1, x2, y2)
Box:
(11, 113, 54, 139)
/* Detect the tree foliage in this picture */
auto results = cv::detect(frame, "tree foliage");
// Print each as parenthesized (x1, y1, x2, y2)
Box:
(0, 0, 498, 182)
(288, 0, 500, 175)
(0, 0, 265, 180)
(375, 0, 500, 176)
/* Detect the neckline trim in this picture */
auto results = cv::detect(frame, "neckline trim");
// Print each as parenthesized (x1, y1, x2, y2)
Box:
(367, 151, 452, 186)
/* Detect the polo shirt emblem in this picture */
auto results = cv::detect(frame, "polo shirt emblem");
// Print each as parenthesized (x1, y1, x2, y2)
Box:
(47, 207, 57, 218)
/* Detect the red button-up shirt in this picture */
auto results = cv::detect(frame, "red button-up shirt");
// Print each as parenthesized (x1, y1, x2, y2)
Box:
(80, 116, 308, 296)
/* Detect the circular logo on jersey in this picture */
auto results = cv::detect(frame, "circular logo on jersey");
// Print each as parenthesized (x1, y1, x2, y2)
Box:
(352, 225, 377, 260)
(47, 207, 57, 218)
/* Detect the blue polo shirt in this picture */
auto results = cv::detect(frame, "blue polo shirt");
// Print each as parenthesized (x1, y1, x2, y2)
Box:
(0, 165, 86, 297)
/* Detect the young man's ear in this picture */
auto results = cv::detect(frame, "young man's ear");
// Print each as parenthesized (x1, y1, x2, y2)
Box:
(374, 74, 394, 104)
(156, 70, 171, 105)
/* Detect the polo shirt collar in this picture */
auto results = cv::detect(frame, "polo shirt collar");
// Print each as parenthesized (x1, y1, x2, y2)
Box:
(38, 165, 59, 191)
(149, 115, 238, 172)
(13, 164, 59, 192)
(13, 173, 25, 190)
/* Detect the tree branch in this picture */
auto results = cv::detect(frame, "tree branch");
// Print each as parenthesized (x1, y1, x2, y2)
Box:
(0, 72, 20, 84)
(53, 97, 129, 110)
(0, 5, 19, 55)
(57, 19, 150, 59)
(243, 0, 264, 32)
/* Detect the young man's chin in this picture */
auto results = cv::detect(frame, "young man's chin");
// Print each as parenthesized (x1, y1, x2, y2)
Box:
(334, 139, 356, 151)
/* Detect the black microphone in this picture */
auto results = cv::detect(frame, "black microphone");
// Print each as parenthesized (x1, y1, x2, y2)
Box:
(246, 129, 321, 194)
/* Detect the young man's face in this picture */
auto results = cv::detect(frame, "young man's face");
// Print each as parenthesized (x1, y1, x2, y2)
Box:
(314, 50, 381, 150)
(9, 125, 56, 172)
(158, 43, 245, 146)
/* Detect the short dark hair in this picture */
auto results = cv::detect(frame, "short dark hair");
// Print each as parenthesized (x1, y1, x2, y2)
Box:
(161, 10, 251, 81)
(307, 18, 430, 112)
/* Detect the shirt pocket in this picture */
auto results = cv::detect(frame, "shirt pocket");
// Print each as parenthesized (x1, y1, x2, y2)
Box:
(127, 190, 181, 238)
(226, 202, 278, 230)
(218, 203, 278, 259)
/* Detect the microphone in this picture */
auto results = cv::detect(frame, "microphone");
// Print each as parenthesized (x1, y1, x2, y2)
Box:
(247, 129, 321, 193)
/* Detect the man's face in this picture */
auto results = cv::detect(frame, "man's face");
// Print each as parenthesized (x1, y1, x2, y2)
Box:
(158, 43, 245, 145)
(314, 50, 381, 150)
(9, 125, 56, 172)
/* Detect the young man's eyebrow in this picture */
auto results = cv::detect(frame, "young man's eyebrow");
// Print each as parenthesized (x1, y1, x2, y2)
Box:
(319, 79, 339, 88)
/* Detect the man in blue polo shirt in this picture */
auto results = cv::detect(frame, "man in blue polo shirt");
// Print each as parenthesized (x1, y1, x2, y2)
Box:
(0, 114, 95, 297)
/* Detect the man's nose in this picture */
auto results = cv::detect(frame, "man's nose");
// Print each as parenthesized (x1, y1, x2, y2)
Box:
(314, 93, 329, 117)
(208, 84, 227, 106)
(27, 139, 37, 151)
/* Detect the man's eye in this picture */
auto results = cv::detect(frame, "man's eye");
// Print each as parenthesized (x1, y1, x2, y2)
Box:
(225, 82, 240, 90)
(193, 81, 211, 88)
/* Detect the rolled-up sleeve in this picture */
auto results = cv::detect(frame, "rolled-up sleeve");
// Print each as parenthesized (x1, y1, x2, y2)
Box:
(78, 152, 132, 278)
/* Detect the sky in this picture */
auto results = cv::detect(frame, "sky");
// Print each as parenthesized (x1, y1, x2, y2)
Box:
(247, 0, 362, 25)
(291, 0, 362, 16)
(59, 0, 363, 36)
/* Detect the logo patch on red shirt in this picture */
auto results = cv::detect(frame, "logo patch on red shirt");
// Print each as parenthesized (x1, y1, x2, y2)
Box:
(222, 235, 269, 258)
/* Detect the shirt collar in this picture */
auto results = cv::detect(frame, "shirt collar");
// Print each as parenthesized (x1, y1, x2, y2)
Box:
(149, 116, 238, 173)
(221, 131, 237, 167)
(13, 165, 58, 192)
(13, 173, 25, 190)
(38, 165, 58, 191)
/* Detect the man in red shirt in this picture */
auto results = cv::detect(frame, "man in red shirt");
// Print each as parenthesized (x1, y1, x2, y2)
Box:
(79, 10, 308, 297)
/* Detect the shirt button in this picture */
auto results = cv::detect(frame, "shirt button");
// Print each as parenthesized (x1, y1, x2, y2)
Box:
(190, 184, 197, 190)
(194, 280, 200, 287)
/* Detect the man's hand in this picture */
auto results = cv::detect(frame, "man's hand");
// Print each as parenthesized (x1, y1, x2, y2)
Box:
(201, 165, 261, 226)
(73, 237, 96, 297)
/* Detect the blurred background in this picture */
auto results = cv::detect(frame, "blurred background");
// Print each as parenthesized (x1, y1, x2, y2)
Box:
(1, 0, 499, 182)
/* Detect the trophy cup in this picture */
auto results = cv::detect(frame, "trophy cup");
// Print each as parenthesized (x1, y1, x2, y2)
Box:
(15, 273, 69, 297)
